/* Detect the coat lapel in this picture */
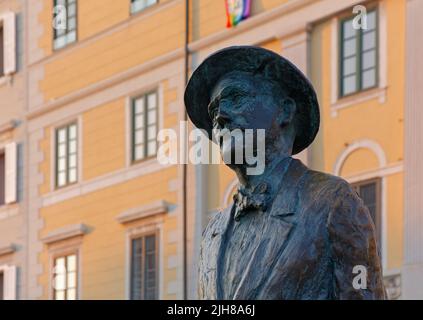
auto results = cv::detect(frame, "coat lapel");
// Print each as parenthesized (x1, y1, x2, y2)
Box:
(202, 205, 233, 299)
(232, 159, 308, 299)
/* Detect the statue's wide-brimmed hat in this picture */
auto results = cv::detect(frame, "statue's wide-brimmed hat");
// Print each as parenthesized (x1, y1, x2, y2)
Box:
(184, 46, 320, 155)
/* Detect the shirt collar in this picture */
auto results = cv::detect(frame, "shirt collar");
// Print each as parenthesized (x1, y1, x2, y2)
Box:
(232, 157, 293, 221)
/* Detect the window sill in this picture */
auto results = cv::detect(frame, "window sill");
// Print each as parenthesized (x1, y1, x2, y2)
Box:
(330, 86, 387, 117)
(0, 203, 19, 221)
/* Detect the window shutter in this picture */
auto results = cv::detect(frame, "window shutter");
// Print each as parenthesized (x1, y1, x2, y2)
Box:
(3, 12, 16, 75)
(4, 265, 17, 300)
(5, 142, 17, 204)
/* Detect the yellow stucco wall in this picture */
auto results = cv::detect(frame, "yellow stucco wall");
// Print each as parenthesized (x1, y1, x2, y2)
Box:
(34, 0, 406, 300)
(340, 148, 380, 177)
(35, 1, 184, 299)
(37, 0, 185, 101)
(38, 166, 178, 299)
(83, 98, 126, 180)
(311, 0, 405, 270)
(193, 0, 290, 40)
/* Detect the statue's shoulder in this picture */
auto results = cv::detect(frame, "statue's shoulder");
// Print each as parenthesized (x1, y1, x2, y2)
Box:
(301, 167, 356, 202)
(202, 206, 231, 237)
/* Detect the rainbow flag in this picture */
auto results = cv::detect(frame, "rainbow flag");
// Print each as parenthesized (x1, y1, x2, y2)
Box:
(225, 0, 251, 28)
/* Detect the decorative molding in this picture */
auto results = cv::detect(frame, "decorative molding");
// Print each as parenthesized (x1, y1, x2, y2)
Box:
(333, 139, 387, 176)
(189, 0, 367, 56)
(42, 158, 173, 207)
(28, 0, 183, 68)
(0, 205, 19, 221)
(41, 223, 89, 244)
(0, 244, 16, 256)
(189, 0, 314, 52)
(330, 87, 387, 117)
(27, 48, 185, 120)
(344, 162, 403, 184)
(0, 120, 17, 134)
(116, 200, 169, 224)
(124, 219, 165, 299)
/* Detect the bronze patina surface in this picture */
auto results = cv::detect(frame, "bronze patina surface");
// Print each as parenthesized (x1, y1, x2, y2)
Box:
(184, 46, 385, 300)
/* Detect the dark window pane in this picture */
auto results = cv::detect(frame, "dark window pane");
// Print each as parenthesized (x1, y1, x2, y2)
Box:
(0, 27, 3, 77)
(0, 272, 4, 300)
(0, 153, 5, 206)
(131, 238, 143, 300)
(131, 234, 157, 300)
(353, 180, 381, 253)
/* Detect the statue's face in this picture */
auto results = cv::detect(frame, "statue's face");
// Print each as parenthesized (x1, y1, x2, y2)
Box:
(209, 71, 290, 163)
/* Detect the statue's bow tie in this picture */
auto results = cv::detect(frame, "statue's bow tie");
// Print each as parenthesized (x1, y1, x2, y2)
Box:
(233, 182, 271, 220)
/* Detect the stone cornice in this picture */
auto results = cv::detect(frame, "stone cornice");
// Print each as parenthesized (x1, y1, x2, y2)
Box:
(41, 223, 89, 244)
(116, 200, 169, 224)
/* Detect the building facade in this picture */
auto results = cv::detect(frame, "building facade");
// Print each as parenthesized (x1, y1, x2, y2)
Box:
(0, 0, 25, 300)
(0, 0, 419, 300)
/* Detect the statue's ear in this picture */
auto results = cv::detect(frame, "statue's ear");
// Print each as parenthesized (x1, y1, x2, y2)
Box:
(277, 97, 296, 127)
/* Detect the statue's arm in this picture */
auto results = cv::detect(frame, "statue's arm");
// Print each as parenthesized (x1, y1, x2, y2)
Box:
(327, 182, 386, 300)
(198, 212, 220, 300)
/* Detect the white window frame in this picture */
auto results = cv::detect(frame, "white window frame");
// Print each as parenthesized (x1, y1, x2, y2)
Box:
(330, 2, 387, 117)
(0, 141, 18, 206)
(0, 265, 17, 300)
(53, 0, 77, 50)
(52, 252, 79, 300)
(0, 11, 16, 82)
(125, 221, 163, 300)
(125, 84, 163, 168)
(51, 117, 82, 191)
(48, 244, 82, 300)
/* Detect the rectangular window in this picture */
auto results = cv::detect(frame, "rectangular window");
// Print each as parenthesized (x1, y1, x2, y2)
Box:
(131, 0, 158, 14)
(53, 253, 78, 300)
(340, 9, 378, 97)
(53, 0, 77, 50)
(352, 178, 381, 248)
(131, 234, 158, 300)
(0, 152, 4, 206)
(0, 25, 4, 77)
(0, 12, 16, 75)
(132, 91, 158, 162)
(0, 271, 4, 300)
(55, 123, 78, 188)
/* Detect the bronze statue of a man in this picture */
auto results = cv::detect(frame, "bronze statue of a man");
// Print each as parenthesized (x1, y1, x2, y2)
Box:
(184, 46, 385, 300)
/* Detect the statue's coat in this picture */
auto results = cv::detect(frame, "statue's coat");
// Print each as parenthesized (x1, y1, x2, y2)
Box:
(199, 159, 386, 300)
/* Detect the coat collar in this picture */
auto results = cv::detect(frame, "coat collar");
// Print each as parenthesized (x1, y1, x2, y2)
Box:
(213, 158, 309, 299)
